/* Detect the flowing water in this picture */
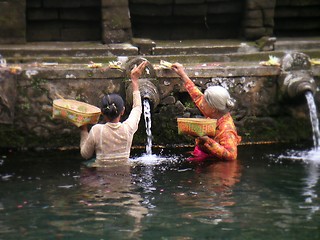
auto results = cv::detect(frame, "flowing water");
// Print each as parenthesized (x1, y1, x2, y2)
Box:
(143, 99, 153, 155)
(0, 143, 320, 240)
(277, 91, 320, 162)
(305, 91, 320, 149)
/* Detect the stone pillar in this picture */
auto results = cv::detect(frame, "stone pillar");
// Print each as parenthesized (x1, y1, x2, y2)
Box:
(0, 0, 26, 43)
(101, 0, 132, 44)
(243, 0, 276, 40)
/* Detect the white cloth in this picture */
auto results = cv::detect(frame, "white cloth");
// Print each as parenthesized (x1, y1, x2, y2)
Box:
(80, 91, 142, 166)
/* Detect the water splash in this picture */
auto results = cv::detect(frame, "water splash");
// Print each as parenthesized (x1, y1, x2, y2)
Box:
(305, 91, 320, 149)
(130, 153, 179, 166)
(143, 99, 153, 155)
(276, 91, 320, 163)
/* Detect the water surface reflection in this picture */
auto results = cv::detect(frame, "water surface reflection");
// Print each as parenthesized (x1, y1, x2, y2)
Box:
(0, 144, 319, 239)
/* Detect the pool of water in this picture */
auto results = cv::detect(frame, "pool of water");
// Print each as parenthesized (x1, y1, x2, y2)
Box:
(0, 143, 319, 240)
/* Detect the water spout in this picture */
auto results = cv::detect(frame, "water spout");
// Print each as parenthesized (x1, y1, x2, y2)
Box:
(279, 52, 316, 98)
(126, 79, 160, 111)
(124, 57, 160, 155)
(125, 57, 160, 110)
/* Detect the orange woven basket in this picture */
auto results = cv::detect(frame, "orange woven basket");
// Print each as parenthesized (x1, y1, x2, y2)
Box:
(177, 118, 217, 137)
(52, 99, 101, 127)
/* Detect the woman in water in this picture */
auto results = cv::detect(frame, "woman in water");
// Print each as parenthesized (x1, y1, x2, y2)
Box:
(172, 62, 241, 161)
(79, 61, 148, 166)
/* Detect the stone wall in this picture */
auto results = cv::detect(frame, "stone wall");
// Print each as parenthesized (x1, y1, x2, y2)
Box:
(101, 0, 132, 43)
(26, 0, 101, 41)
(242, 0, 276, 40)
(0, 0, 319, 43)
(0, 63, 317, 149)
(274, 0, 320, 37)
(129, 0, 245, 40)
(0, 0, 26, 43)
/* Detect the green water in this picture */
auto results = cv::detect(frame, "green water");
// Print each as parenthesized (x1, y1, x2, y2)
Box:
(0, 144, 319, 240)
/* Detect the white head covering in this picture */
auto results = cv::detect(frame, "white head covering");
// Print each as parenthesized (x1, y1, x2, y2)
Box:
(204, 86, 235, 113)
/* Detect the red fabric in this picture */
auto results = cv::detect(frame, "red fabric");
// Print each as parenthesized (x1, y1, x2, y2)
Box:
(184, 79, 241, 161)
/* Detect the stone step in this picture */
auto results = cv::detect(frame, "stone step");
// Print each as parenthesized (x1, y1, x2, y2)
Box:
(4, 49, 320, 66)
(10, 60, 320, 79)
(1, 38, 320, 65)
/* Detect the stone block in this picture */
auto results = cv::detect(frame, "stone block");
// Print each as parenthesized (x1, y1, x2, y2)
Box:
(207, 2, 243, 14)
(27, 0, 42, 8)
(243, 27, 266, 40)
(60, 8, 101, 21)
(275, 7, 320, 18)
(131, 38, 156, 55)
(0, 0, 26, 43)
(27, 27, 60, 41)
(245, 10, 263, 19)
(27, 9, 59, 20)
(101, 0, 129, 7)
(102, 28, 132, 44)
(43, 0, 100, 8)
(263, 9, 275, 27)
(161, 96, 176, 105)
(173, 4, 207, 16)
(130, 0, 173, 4)
(276, 0, 320, 6)
(243, 18, 263, 28)
(206, 0, 230, 2)
(130, 4, 173, 16)
(102, 8, 131, 29)
(61, 28, 101, 41)
(247, 0, 276, 10)
(175, 0, 205, 4)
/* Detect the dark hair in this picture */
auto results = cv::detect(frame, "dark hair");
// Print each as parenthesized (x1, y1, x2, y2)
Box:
(101, 94, 124, 121)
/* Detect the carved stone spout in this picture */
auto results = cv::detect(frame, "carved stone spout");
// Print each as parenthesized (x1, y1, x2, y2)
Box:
(126, 79, 160, 110)
(279, 52, 316, 98)
(125, 56, 160, 110)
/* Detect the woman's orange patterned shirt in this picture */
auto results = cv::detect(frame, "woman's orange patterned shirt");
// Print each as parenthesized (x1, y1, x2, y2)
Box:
(184, 78, 241, 161)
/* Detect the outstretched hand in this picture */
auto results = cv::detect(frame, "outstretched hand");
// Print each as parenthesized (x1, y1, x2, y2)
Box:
(131, 61, 148, 91)
(171, 62, 189, 82)
(131, 61, 148, 79)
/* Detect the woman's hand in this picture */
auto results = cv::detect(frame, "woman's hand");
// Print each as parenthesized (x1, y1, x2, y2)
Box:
(171, 62, 189, 82)
(195, 136, 211, 153)
(196, 136, 210, 145)
(131, 61, 148, 91)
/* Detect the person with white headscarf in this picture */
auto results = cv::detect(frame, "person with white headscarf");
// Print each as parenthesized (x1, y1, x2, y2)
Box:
(172, 63, 241, 161)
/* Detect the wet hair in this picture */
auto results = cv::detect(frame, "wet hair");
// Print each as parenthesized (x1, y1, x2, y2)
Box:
(101, 94, 124, 121)
(204, 86, 235, 114)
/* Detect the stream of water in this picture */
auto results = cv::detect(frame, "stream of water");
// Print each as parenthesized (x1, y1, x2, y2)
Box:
(143, 99, 153, 155)
(305, 91, 320, 149)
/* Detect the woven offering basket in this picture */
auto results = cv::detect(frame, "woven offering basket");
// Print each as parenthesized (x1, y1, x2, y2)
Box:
(52, 99, 101, 127)
(177, 118, 217, 137)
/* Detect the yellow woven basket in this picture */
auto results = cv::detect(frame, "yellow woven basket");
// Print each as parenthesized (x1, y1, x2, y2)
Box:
(177, 118, 217, 137)
(52, 99, 101, 127)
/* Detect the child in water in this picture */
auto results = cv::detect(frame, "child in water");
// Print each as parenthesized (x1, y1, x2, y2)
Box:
(79, 61, 148, 167)
(172, 63, 241, 161)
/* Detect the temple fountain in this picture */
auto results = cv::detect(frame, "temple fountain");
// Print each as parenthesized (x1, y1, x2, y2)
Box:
(0, 40, 319, 149)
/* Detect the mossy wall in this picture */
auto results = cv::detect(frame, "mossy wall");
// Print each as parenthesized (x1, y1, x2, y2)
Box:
(0, 65, 318, 149)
